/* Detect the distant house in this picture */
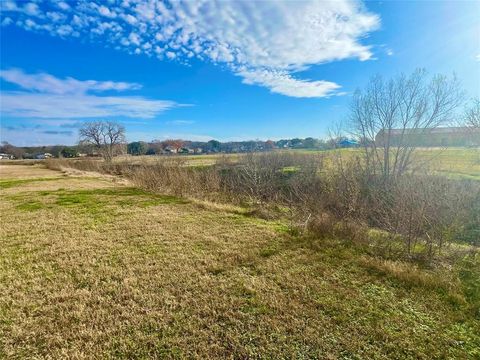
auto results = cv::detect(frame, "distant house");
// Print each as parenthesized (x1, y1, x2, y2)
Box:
(338, 139, 359, 148)
(375, 127, 479, 147)
(35, 153, 53, 159)
(163, 146, 177, 154)
(0, 153, 14, 160)
(178, 147, 194, 154)
(194, 148, 203, 154)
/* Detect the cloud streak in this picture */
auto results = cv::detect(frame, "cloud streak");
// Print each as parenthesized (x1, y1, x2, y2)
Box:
(0, 68, 141, 94)
(1, 91, 176, 119)
(166, 120, 196, 125)
(0, 0, 380, 98)
(0, 125, 78, 146)
(0, 69, 178, 119)
(41, 130, 73, 135)
(238, 69, 342, 98)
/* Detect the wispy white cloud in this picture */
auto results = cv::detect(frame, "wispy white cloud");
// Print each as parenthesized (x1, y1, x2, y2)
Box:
(24, 2, 40, 16)
(1, 0, 380, 98)
(0, 125, 78, 146)
(41, 130, 73, 135)
(0, 1, 38, 15)
(29, 119, 82, 127)
(0, 92, 176, 118)
(0, 68, 141, 94)
(0, 69, 178, 119)
(29, 119, 84, 129)
(166, 120, 196, 125)
(238, 68, 341, 98)
(57, 2, 70, 11)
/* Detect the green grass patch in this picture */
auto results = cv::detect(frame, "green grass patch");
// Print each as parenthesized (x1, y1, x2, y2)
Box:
(259, 245, 279, 258)
(7, 187, 188, 225)
(36, 187, 187, 208)
(0, 177, 62, 189)
(15, 200, 45, 212)
(435, 170, 480, 181)
(281, 166, 300, 173)
(457, 254, 480, 319)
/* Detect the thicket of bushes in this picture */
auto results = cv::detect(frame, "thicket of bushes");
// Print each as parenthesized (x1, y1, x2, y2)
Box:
(47, 151, 479, 261)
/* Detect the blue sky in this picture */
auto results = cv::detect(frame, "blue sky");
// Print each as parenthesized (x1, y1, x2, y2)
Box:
(0, 0, 479, 146)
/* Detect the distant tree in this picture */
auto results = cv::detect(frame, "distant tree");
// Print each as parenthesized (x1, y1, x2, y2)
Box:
(79, 121, 126, 162)
(350, 69, 463, 179)
(276, 139, 290, 148)
(207, 139, 221, 152)
(0, 141, 25, 159)
(463, 98, 480, 157)
(290, 138, 303, 148)
(303, 137, 318, 149)
(264, 140, 276, 150)
(243, 140, 257, 152)
(127, 141, 148, 156)
(149, 140, 164, 154)
(61, 147, 78, 158)
(49, 145, 65, 158)
(326, 136, 347, 149)
(313, 139, 324, 150)
(464, 98, 480, 129)
(162, 139, 185, 151)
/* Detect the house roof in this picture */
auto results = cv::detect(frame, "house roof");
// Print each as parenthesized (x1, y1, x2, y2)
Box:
(379, 127, 474, 136)
(339, 139, 358, 145)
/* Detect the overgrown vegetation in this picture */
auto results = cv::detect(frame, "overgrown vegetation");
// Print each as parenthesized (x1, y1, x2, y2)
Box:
(1, 165, 479, 358)
(47, 148, 480, 258)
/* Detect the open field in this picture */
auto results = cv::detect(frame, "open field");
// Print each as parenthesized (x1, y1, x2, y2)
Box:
(4, 147, 477, 179)
(414, 148, 480, 180)
(107, 147, 480, 180)
(1, 164, 479, 359)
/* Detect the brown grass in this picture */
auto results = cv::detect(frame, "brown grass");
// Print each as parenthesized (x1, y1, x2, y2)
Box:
(0, 164, 61, 179)
(45, 150, 480, 256)
(1, 165, 479, 358)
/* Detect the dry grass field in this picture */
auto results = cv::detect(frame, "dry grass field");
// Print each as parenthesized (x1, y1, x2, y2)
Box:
(109, 148, 480, 180)
(295, 148, 480, 180)
(1, 164, 479, 359)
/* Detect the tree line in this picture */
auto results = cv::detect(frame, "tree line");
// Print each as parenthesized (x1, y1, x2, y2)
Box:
(1, 135, 354, 159)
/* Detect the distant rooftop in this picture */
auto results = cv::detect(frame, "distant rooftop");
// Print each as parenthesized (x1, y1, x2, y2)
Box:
(380, 127, 474, 135)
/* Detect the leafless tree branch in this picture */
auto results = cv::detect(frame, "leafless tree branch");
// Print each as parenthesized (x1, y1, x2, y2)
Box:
(79, 121, 126, 162)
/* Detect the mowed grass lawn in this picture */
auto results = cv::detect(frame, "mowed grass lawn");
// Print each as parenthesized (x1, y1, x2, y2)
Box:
(1, 165, 479, 359)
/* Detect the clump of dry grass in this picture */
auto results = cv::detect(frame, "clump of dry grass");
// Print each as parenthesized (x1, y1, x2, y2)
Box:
(358, 256, 462, 294)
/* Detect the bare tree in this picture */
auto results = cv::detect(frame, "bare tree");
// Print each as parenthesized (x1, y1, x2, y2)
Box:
(464, 98, 480, 129)
(161, 139, 185, 151)
(79, 121, 126, 162)
(463, 98, 480, 162)
(0, 141, 25, 159)
(350, 69, 464, 179)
